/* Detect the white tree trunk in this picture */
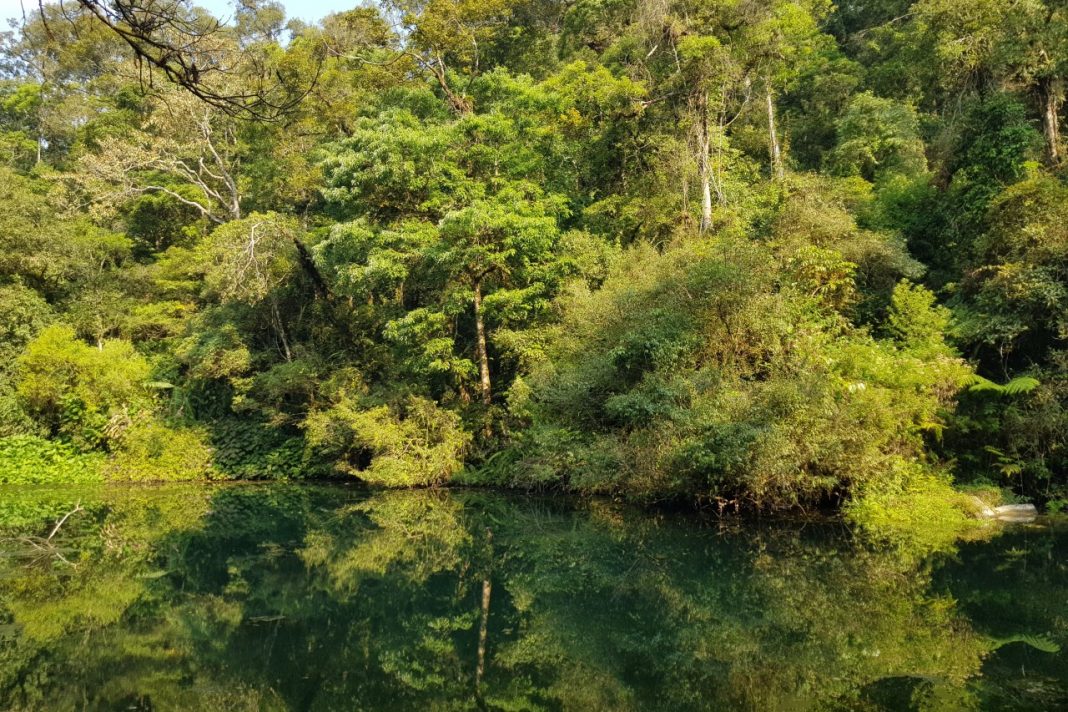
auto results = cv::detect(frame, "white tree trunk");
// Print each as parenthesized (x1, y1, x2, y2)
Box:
(698, 92, 713, 233)
(765, 81, 784, 180)
(476, 576, 492, 689)
(473, 279, 492, 407)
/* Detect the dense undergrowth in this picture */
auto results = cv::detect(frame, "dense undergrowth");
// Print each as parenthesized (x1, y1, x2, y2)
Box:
(1, 0, 1067, 524)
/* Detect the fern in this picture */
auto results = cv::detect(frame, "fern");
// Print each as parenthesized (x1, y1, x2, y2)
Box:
(995, 634, 1062, 654)
(984, 446, 1025, 477)
(966, 374, 1040, 396)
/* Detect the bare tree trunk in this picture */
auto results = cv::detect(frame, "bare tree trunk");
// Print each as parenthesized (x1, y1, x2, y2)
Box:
(198, 110, 242, 220)
(271, 299, 292, 362)
(765, 80, 784, 180)
(1041, 77, 1064, 165)
(417, 53, 472, 115)
(473, 279, 492, 407)
(698, 91, 713, 234)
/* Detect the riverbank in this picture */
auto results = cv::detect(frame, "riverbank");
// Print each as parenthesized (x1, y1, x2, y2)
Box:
(0, 433, 1040, 562)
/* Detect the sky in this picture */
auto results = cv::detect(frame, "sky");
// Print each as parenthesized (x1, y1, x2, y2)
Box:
(0, 0, 360, 28)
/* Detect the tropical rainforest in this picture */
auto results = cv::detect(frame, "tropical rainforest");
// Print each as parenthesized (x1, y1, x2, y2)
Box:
(1, 0, 1067, 520)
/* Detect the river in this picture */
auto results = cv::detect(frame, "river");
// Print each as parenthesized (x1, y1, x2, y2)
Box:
(0, 483, 1064, 710)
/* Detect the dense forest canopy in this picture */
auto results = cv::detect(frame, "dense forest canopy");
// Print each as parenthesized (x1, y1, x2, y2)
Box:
(1, 0, 1067, 518)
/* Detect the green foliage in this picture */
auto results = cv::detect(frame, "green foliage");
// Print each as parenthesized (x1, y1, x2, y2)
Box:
(0, 284, 54, 436)
(0, 435, 104, 484)
(121, 191, 205, 254)
(994, 634, 1061, 655)
(966, 375, 1041, 396)
(104, 418, 216, 481)
(208, 418, 308, 480)
(0, 284, 53, 360)
(16, 325, 152, 448)
(845, 466, 984, 559)
(1, 0, 1067, 508)
(831, 91, 927, 182)
(884, 281, 953, 356)
(938, 95, 1045, 253)
(943, 171, 1068, 496)
(202, 213, 300, 305)
(305, 394, 470, 486)
(509, 235, 970, 506)
(772, 174, 925, 321)
(955, 174, 1068, 367)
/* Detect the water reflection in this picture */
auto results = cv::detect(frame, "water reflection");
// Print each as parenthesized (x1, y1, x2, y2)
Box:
(0, 484, 1064, 711)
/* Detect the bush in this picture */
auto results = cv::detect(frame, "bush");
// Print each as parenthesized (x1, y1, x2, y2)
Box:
(846, 465, 985, 559)
(0, 283, 52, 364)
(209, 418, 308, 480)
(0, 435, 104, 485)
(104, 418, 216, 482)
(16, 325, 151, 448)
(510, 235, 970, 507)
(305, 394, 469, 487)
(0, 284, 53, 436)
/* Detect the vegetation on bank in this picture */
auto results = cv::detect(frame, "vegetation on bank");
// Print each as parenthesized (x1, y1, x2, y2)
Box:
(1, 0, 1067, 519)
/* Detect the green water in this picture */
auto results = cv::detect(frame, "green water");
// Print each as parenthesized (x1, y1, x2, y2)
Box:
(0, 483, 1064, 711)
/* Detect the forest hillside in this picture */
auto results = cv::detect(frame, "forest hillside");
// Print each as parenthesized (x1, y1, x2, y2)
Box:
(1, 0, 1067, 522)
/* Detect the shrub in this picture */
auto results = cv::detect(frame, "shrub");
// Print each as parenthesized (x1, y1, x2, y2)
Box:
(0, 435, 104, 485)
(104, 418, 216, 482)
(846, 464, 984, 559)
(511, 236, 970, 507)
(305, 394, 469, 487)
(209, 418, 308, 480)
(16, 325, 151, 448)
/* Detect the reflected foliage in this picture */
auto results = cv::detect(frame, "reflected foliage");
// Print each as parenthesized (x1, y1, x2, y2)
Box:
(0, 484, 1063, 710)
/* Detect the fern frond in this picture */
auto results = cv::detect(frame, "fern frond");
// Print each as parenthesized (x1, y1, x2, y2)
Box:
(1002, 376, 1040, 395)
(995, 634, 1062, 654)
(966, 374, 1040, 395)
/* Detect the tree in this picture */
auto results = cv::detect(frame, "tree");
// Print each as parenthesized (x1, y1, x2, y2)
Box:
(55, 0, 320, 118)
(676, 35, 740, 232)
(385, 0, 517, 113)
(733, 0, 839, 180)
(917, 0, 1068, 164)
(831, 91, 926, 182)
(78, 90, 243, 224)
(320, 102, 578, 420)
(433, 185, 566, 406)
(0, 167, 131, 302)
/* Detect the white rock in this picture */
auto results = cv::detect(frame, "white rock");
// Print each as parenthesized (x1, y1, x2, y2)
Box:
(993, 504, 1038, 522)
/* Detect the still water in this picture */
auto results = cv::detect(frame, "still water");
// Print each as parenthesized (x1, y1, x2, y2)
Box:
(0, 483, 1064, 711)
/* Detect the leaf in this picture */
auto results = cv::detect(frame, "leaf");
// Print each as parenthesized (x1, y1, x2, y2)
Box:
(1002, 376, 1040, 395)
(997, 463, 1023, 477)
(996, 634, 1061, 654)
(966, 374, 1040, 396)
